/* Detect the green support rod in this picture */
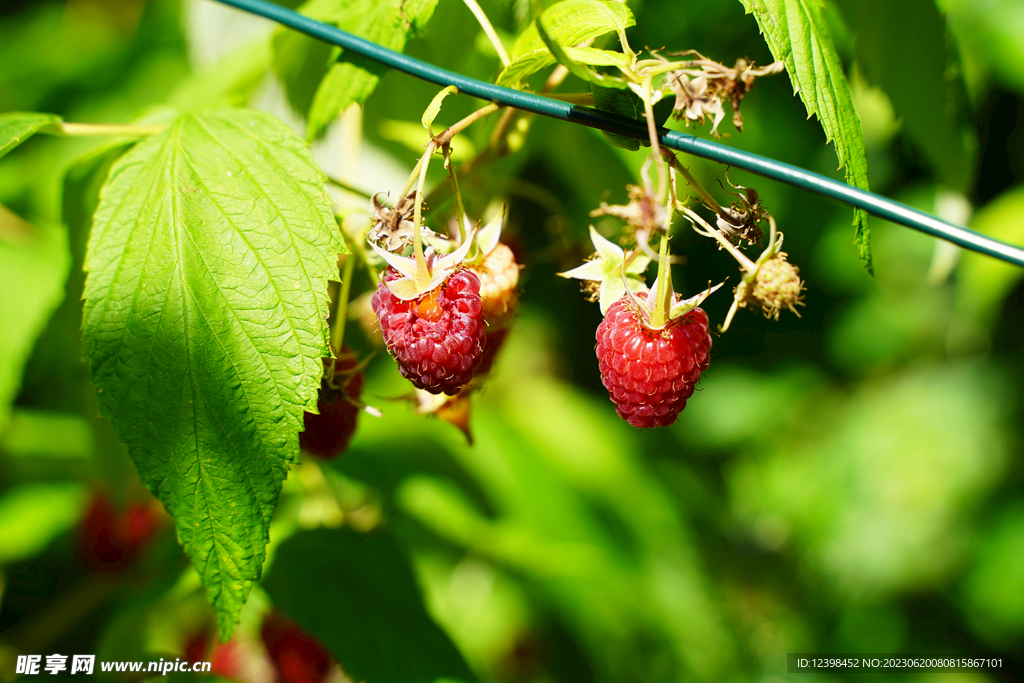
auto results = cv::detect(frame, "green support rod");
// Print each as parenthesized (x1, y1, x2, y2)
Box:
(211, 0, 1024, 269)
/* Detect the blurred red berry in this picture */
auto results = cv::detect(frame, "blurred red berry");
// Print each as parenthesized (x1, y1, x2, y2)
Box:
(261, 613, 332, 683)
(300, 354, 364, 459)
(77, 493, 159, 571)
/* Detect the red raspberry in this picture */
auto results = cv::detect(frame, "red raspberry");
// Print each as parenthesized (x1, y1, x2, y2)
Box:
(77, 493, 160, 572)
(371, 267, 485, 395)
(261, 613, 333, 683)
(300, 354, 363, 459)
(595, 297, 711, 428)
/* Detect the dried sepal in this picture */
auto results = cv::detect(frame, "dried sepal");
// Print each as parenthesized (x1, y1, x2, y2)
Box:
(368, 192, 442, 251)
(662, 52, 783, 136)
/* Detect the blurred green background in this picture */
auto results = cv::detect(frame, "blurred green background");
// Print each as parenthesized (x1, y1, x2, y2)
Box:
(1, 0, 1023, 681)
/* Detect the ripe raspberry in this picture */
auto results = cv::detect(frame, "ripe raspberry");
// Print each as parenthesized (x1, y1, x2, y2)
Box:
(595, 297, 711, 428)
(371, 267, 485, 395)
(300, 354, 363, 459)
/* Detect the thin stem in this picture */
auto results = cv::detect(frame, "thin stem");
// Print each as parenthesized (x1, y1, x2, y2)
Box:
(461, 0, 510, 66)
(665, 151, 725, 216)
(641, 75, 667, 202)
(444, 146, 468, 241)
(681, 205, 756, 271)
(46, 122, 166, 137)
(211, 0, 1024, 270)
(331, 254, 356, 355)
(326, 175, 373, 199)
(436, 102, 501, 146)
(648, 231, 671, 329)
(412, 143, 435, 283)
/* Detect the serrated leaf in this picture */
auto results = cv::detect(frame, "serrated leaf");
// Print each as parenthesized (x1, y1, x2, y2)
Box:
(498, 0, 635, 88)
(274, 0, 439, 140)
(0, 208, 70, 433)
(535, 19, 629, 89)
(81, 109, 343, 639)
(509, 0, 634, 58)
(739, 0, 874, 273)
(833, 0, 973, 190)
(0, 112, 61, 158)
(422, 85, 459, 135)
(263, 527, 475, 683)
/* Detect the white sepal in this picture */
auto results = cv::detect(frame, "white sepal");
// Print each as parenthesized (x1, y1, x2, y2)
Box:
(475, 206, 505, 258)
(668, 281, 724, 319)
(368, 240, 420, 281)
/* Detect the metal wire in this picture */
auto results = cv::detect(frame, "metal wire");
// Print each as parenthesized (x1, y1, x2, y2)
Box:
(211, 0, 1024, 269)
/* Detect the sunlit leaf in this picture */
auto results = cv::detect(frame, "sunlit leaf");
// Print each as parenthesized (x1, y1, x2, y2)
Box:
(0, 111, 60, 158)
(82, 108, 342, 638)
(498, 0, 635, 88)
(739, 0, 874, 273)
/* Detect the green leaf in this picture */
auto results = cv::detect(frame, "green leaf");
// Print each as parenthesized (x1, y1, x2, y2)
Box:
(263, 527, 475, 683)
(535, 19, 629, 88)
(0, 209, 70, 433)
(509, 0, 634, 58)
(0, 482, 86, 564)
(81, 109, 342, 639)
(274, 0, 440, 141)
(833, 0, 973, 190)
(0, 112, 61, 158)
(591, 84, 674, 150)
(739, 0, 874, 273)
(422, 85, 459, 135)
(498, 0, 635, 88)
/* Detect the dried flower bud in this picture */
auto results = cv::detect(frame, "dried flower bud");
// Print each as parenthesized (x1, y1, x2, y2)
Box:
(741, 253, 805, 319)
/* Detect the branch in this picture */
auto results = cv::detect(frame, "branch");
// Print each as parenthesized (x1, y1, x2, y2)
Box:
(210, 0, 1024, 270)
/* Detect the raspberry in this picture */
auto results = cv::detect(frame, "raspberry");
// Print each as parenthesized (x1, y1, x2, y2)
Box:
(77, 493, 160, 572)
(371, 267, 485, 395)
(300, 354, 363, 459)
(261, 613, 333, 683)
(595, 297, 711, 428)
(475, 243, 520, 329)
(470, 243, 520, 377)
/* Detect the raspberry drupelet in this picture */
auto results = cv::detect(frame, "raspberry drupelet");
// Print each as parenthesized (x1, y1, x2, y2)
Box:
(595, 296, 712, 428)
(371, 267, 486, 395)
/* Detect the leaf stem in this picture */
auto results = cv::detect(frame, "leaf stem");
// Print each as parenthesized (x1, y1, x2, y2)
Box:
(436, 102, 501, 146)
(461, 0, 510, 66)
(444, 146, 468, 243)
(412, 143, 434, 284)
(330, 254, 356, 355)
(640, 75, 667, 202)
(326, 175, 373, 199)
(665, 151, 725, 215)
(44, 122, 165, 137)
